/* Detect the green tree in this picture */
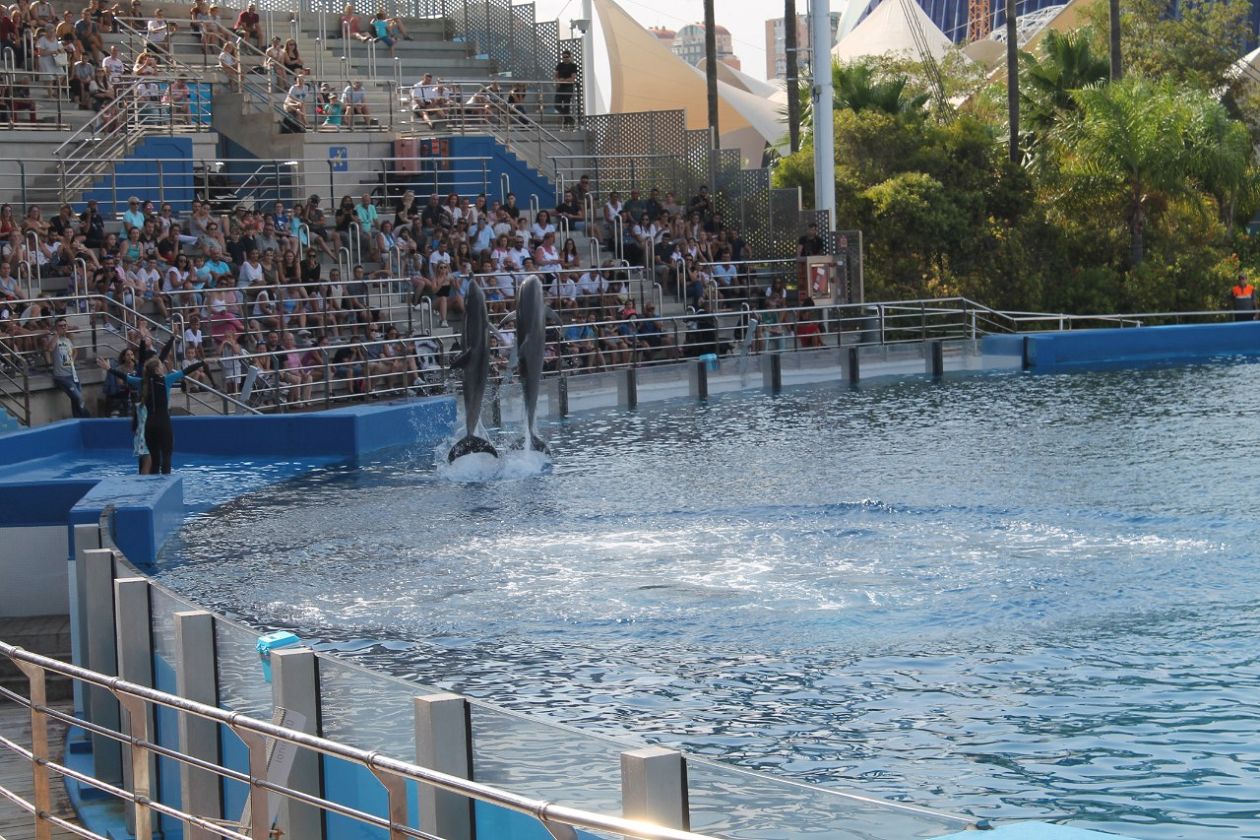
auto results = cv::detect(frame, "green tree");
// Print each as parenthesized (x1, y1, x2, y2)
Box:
(1018, 28, 1109, 150)
(1051, 77, 1253, 268)
(1084, 0, 1251, 91)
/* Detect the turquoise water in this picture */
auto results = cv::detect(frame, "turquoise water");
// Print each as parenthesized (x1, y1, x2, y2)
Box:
(154, 362, 1260, 839)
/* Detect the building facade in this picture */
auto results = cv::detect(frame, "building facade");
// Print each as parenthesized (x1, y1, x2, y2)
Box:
(670, 22, 741, 70)
(764, 13, 842, 80)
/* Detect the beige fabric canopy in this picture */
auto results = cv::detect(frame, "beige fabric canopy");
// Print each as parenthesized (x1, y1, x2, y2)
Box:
(593, 0, 787, 166)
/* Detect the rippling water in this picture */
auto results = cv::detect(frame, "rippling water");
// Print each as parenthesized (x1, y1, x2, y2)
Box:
(155, 362, 1260, 839)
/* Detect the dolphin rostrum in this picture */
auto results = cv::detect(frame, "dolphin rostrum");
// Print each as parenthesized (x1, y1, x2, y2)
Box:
(515, 275, 558, 453)
(447, 281, 498, 462)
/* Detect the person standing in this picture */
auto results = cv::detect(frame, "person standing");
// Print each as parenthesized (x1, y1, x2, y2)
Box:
(1230, 274, 1256, 321)
(554, 49, 578, 128)
(100, 338, 204, 474)
(48, 317, 88, 417)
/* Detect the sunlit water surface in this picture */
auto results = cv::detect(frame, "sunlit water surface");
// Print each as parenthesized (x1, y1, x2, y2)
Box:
(155, 363, 1260, 839)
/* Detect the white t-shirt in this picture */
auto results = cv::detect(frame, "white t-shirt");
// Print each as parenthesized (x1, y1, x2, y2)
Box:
(428, 249, 452, 270)
(577, 272, 604, 296)
(238, 260, 263, 287)
(103, 54, 126, 83)
(184, 327, 203, 347)
(146, 18, 170, 44)
(285, 83, 308, 107)
(555, 277, 578, 301)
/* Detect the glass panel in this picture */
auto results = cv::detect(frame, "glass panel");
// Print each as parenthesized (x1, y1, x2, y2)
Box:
(213, 618, 272, 719)
(214, 617, 273, 819)
(149, 584, 197, 836)
(685, 757, 973, 839)
(318, 656, 429, 759)
(468, 703, 627, 813)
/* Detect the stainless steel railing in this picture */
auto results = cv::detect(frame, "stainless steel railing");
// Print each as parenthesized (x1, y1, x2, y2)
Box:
(0, 639, 720, 840)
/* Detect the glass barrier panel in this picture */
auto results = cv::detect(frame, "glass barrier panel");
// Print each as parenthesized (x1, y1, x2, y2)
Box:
(468, 702, 627, 813)
(214, 617, 274, 818)
(318, 657, 429, 839)
(685, 757, 972, 839)
(149, 584, 198, 836)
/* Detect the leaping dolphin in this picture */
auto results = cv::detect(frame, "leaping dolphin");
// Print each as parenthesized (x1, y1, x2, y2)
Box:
(447, 282, 498, 462)
(515, 275, 556, 453)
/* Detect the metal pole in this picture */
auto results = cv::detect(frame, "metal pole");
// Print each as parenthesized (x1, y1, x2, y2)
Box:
(1006, 0, 1019, 164)
(703, 0, 718, 147)
(809, 0, 834, 227)
(784, 2, 800, 154)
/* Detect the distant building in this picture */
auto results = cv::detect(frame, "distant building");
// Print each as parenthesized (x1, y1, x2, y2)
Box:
(765, 12, 841, 80)
(671, 22, 741, 70)
(648, 25, 676, 50)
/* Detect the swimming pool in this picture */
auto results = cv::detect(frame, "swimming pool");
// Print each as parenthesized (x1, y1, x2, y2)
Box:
(153, 361, 1260, 839)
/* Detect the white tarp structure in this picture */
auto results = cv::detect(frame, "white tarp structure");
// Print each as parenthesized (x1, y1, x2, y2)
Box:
(832, 0, 955, 63)
(592, 0, 788, 166)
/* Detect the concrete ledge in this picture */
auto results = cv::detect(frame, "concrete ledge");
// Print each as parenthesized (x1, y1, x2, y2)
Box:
(70, 476, 184, 568)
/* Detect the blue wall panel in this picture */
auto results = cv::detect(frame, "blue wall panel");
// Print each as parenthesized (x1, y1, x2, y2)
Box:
(219, 725, 250, 822)
(80, 136, 196, 217)
(447, 136, 555, 208)
(322, 756, 388, 840)
(153, 652, 185, 840)
(69, 475, 184, 566)
(1025, 322, 1260, 372)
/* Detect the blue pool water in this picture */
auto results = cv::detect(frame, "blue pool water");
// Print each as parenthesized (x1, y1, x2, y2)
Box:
(154, 362, 1260, 839)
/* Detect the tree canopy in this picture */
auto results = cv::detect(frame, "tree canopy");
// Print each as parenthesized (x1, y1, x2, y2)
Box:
(773, 24, 1260, 315)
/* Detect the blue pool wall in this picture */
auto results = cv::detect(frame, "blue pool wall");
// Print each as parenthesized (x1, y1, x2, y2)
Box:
(0, 398, 455, 567)
(981, 321, 1260, 371)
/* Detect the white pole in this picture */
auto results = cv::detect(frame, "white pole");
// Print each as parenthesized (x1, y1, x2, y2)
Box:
(809, 0, 835, 228)
(582, 0, 596, 116)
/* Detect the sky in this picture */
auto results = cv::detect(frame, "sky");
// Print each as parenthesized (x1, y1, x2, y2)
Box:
(530, 0, 843, 83)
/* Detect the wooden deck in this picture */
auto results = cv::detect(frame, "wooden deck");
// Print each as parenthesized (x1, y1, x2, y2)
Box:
(0, 698, 83, 840)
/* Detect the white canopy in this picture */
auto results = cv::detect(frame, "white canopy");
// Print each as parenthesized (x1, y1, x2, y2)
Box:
(832, 0, 955, 63)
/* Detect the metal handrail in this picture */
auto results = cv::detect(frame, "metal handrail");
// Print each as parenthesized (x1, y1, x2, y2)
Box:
(0, 640, 719, 840)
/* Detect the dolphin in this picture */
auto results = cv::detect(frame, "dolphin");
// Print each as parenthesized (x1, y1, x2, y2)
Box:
(447, 282, 498, 462)
(515, 275, 555, 453)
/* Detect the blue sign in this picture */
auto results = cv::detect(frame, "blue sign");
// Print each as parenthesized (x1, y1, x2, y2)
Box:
(328, 146, 349, 172)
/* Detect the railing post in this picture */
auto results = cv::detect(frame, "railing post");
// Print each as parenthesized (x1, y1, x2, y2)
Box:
(618, 366, 637, 409)
(621, 747, 690, 831)
(761, 352, 782, 393)
(271, 648, 324, 840)
(689, 358, 708, 401)
(82, 547, 123, 785)
(114, 577, 155, 840)
(175, 610, 222, 840)
(13, 659, 52, 840)
(17, 158, 25, 208)
(414, 693, 474, 840)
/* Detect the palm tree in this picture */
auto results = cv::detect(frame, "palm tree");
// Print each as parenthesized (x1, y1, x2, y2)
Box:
(1054, 77, 1252, 267)
(1019, 29, 1109, 149)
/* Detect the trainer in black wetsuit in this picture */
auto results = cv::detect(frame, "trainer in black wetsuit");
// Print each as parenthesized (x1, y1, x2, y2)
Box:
(105, 336, 203, 474)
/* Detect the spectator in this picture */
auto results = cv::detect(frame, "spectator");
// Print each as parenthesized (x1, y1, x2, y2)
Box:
(341, 80, 369, 126)
(75, 7, 102, 59)
(554, 48, 577, 127)
(340, 3, 370, 41)
(233, 2, 262, 48)
(146, 8, 173, 57)
(102, 44, 125, 84)
(216, 37, 240, 90)
(368, 10, 396, 57)
(283, 68, 310, 130)
(47, 317, 88, 417)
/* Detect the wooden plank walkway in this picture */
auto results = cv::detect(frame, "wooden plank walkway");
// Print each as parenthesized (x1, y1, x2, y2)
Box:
(0, 698, 83, 840)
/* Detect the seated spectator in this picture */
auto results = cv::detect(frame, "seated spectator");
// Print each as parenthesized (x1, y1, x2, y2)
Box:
(283, 69, 310, 129)
(232, 2, 262, 48)
(217, 39, 240, 91)
(75, 8, 102, 59)
(367, 10, 396, 57)
(341, 80, 369, 126)
(146, 8, 173, 57)
(340, 3, 371, 41)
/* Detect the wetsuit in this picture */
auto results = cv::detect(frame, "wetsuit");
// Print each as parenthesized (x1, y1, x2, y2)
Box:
(108, 337, 203, 474)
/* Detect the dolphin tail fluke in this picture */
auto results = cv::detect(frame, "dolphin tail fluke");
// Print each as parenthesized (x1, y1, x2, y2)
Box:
(448, 435, 499, 462)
